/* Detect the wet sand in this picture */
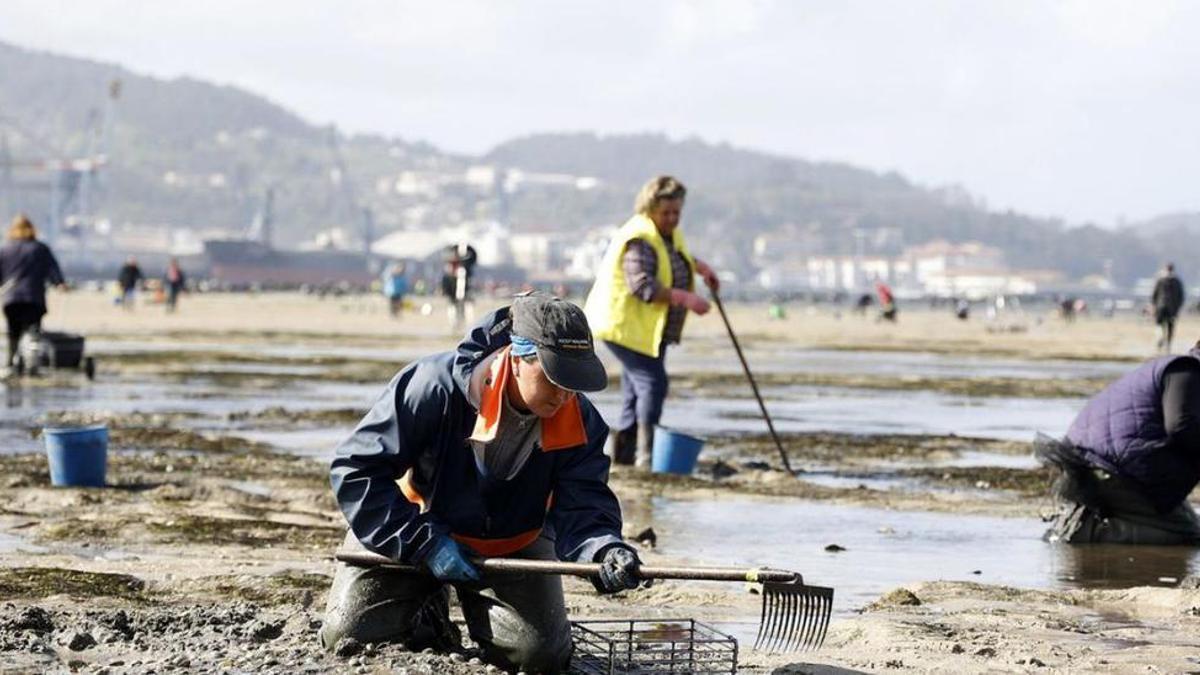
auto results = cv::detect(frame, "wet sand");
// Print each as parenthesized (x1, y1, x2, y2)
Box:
(3, 292, 1199, 673)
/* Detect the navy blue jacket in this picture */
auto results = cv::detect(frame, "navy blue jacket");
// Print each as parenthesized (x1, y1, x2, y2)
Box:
(330, 307, 623, 564)
(1067, 349, 1200, 512)
(0, 239, 64, 309)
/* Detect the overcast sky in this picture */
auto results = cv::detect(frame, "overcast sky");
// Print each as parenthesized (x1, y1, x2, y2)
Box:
(2, 0, 1198, 227)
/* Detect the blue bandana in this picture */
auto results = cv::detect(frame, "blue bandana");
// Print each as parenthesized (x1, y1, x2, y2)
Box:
(510, 335, 538, 357)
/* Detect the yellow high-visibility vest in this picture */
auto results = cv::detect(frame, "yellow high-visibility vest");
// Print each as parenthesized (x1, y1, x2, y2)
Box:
(584, 214, 694, 357)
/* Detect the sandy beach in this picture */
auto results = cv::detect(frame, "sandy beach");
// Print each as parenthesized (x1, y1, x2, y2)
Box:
(2, 291, 1199, 673)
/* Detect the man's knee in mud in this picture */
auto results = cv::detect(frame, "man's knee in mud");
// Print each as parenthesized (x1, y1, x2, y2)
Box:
(487, 627, 572, 674)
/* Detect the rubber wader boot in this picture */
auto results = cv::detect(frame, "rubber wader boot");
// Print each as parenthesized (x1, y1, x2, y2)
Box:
(605, 425, 637, 465)
(603, 430, 621, 463)
(635, 424, 655, 470)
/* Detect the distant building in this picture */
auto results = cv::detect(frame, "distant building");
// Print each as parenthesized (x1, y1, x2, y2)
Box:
(900, 240, 1050, 298)
(800, 254, 895, 291)
(563, 226, 615, 281)
(753, 238, 1058, 297)
(902, 239, 1006, 282)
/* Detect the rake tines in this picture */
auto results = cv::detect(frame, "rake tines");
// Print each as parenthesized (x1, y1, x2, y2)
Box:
(334, 550, 835, 653)
(753, 578, 834, 653)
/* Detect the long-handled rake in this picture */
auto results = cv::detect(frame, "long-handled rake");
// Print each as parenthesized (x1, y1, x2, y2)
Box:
(710, 290, 796, 475)
(336, 550, 833, 652)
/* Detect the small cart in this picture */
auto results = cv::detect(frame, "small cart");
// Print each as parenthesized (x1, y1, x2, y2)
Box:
(13, 330, 96, 380)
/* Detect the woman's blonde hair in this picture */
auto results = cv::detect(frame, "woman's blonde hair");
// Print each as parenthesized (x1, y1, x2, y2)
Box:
(634, 175, 687, 215)
(8, 213, 37, 241)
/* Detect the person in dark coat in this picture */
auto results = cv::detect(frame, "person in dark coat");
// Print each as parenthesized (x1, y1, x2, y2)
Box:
(1151, 262, 1185, 353)
(440, 243, 477, 332)
(1039, 341, 1200, 544)
(0, 214, 66, 368)
(163, 257, 186, 313)
(117, 255, 144, 310)
(320, 293, 644, 672)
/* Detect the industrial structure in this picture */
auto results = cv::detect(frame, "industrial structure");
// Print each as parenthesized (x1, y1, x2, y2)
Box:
(0, 79, 120, 275)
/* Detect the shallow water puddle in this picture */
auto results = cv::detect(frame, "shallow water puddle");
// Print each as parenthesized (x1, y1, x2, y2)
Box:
(933, 450, 1040, 469)
(0, 377, 378, 456)
(221, 479, 273, 498)
(666, 347, 1131, 380)
(794, 472, 925, 492)
(89, 339, 432, 362)
(791, 471, 1017, 501)
(236, 428, 350, 457)
(0, 531, 47, 554)
(189, 362, 331, 376)
(647, 497, 1200, 616)
(595, 387, 1083, 441)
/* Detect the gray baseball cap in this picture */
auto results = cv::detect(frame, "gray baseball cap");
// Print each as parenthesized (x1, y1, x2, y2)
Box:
(510, 292, 608, 392)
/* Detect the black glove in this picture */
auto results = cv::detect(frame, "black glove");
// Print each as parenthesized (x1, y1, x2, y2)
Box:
(593, 544, 641, 594)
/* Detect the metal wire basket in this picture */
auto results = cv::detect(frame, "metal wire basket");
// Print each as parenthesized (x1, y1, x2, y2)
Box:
(569, 619, 738, 674)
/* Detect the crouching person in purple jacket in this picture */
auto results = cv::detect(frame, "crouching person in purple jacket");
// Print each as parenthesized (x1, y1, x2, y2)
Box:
(320, 292, 642, 672)
(1039, 342, 1200, 544)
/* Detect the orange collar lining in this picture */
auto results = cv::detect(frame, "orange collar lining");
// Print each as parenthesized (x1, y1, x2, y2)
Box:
(468, 346, 587, 452)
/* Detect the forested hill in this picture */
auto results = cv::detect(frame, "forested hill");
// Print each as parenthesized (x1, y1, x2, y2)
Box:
(0, 40, 453, 233)
(488, 132, 1160, 284)
(0, 40, 316, 146)
(0, 39, 1179, 285)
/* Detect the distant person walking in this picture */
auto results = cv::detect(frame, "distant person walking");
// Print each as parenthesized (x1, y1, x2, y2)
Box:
(382, 262, 409, 318)
(584, 175, 720, 469)
(1151, 262, 1185, 353)
(955, 298, 970, 321)
(0, 214, 65, 369)
(1059, 296, 1077, 323)
(441, 243, 477, 332)
(117, 256, 144, 310)
(164, 257, 186, 313)
(853, 292, 873, 317)
(875, 279, 897, 322)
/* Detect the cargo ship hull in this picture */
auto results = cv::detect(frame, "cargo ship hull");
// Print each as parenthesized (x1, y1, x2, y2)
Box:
(203, 240, 374, 286)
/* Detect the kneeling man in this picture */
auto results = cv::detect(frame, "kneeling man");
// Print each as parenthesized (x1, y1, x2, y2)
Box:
(320, 293, 643, 672)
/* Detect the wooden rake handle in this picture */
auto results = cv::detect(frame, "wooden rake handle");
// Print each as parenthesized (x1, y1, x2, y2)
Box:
(335, 550, 800, 584)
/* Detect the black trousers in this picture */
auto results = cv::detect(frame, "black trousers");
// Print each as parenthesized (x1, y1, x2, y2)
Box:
(321, 533, 572, 673)
(1038, 434, 1200, 544)
(4, 302, 44, 366)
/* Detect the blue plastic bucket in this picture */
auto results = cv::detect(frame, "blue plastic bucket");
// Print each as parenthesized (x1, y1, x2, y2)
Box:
(43, 424, 108, 487)
(651, 426, 705, 475)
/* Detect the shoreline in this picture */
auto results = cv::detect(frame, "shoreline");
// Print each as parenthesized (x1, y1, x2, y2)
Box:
(3, 292, 1199, 673)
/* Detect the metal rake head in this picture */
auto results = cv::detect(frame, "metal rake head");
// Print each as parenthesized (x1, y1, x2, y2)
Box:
(753, 577, 834, 653)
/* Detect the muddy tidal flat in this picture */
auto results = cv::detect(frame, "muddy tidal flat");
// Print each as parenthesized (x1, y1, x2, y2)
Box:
(3, 292, 1200, 673)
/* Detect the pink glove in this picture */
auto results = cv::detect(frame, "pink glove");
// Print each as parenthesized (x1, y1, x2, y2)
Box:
(695, 259, 720, 292)
(668, 288, 711, 315)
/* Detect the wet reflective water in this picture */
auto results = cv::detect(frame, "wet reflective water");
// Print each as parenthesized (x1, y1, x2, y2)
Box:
(6, 342, 1099, 456)
(666, 345, 1131, 380)
(647, 497, 1200, 616)
(595, 386, 1082, 441)
(89, 340, 429, 363)
(6, 340, 1197, 653)
(0, 376, 377, 456)
(4, 347, 1089, 464)
(236, 428, 350, 458)
(0, 531, 46, 554)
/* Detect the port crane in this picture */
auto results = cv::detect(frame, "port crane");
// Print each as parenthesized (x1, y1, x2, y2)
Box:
(0, 79, 120, 252)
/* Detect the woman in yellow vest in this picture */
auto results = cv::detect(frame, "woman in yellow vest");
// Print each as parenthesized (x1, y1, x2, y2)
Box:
(584, 176, 720, 469)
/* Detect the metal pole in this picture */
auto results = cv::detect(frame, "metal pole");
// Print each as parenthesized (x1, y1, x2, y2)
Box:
(710, 290, 795, 475)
